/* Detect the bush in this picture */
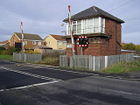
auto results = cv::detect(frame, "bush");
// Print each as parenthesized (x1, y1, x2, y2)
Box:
(0, 46, 5, 55)
(122, 43, 140, 52)
(22, 50, 40, 54)
(122, 43, 136, 50)
(135, 45, 140, 52)
(0, 47, 21, 55)
(0, 46, 6, 50)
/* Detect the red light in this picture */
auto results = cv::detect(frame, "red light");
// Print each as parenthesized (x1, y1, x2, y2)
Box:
(79, 45, 81, 47)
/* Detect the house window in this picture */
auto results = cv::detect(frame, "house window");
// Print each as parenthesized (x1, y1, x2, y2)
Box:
(38, 42, 42, 45)
(66, 17, 105, 35)
(72, 21, 81, 34)
(83, 18, 99, 33)
(77, 21, 81, 34)
(58, 41, 63, 46)
(94, 18, 99, 33)
(63, 41, 67, 46)
(67, 20, 81, 35)
(101, 18, 105, 33)
(24, 41, 27, 45)
(66, 43, 72, 48)
(72, 21, 77, 34)
(84, 18, 94, 33)
(32, 41, 36, 45)
(67, 24, 70, 35)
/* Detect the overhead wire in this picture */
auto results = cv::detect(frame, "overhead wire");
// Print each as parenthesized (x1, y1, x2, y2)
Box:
(109, 0, 132, 12)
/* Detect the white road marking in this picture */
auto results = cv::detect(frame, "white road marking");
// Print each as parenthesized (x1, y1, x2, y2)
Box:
(0, 66, 61, 81)
(0, 66, 61, 91)
(0, 80, 59, 92)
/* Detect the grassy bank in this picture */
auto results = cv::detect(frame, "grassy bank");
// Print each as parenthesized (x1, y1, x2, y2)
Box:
(102, 60, 140, 73)
(0, 55, 13, 60)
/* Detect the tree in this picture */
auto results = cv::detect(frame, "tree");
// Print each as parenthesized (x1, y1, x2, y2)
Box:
(122, 43, 136, 50)
(135, 45, 140, 52)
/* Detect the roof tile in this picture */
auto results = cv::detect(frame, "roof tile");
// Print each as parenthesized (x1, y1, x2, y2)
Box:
(64, 6, 124, 23)
(0, 40, 9, 45)
(50, 35, 66, 41)
(15, 32, 42, 40)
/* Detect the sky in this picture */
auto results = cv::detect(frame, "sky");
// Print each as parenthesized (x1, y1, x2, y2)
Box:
(0, 0, 140, 44)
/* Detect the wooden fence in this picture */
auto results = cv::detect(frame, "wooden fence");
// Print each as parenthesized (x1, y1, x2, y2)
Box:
(13, 53, 42, 63)
(59, 54, 134, 71)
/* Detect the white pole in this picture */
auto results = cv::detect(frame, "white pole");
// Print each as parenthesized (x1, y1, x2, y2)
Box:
(20, 22, 24, 51)
(68, 5, 75, 56)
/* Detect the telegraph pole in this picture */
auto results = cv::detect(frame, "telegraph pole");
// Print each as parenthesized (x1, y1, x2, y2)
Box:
(68, 5, 75, 55)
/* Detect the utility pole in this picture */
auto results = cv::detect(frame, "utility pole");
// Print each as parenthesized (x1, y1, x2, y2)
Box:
(68, 5, 75, 56)
(20, 22, 24, 51)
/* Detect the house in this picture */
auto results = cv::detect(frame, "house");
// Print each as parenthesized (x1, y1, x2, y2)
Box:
(0, 40, 10, 49)
(63, 6, 124, 56)
(44, 34, 67, 50)
(9, 32, 43, 50)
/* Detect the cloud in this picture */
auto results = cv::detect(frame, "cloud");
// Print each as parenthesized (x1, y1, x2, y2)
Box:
(122, 32, 140, 44)
(0, 0, 67, 22)
(0, 0, 139, 44)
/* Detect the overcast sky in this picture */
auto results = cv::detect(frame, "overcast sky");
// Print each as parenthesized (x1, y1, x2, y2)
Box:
(0, 0, 139, 44)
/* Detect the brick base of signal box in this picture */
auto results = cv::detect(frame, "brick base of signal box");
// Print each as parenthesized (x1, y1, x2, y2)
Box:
(66, 19, 122, 56)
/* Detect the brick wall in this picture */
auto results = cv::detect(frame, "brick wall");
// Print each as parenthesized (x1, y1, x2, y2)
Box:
(66, 19, 122, 56)
(9, 35, 21, 47)
(105, 19, 122, 55)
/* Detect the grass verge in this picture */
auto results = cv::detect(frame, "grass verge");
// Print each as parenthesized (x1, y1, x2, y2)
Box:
(102, 60, 140, 73)
(0, 55, 13, 61)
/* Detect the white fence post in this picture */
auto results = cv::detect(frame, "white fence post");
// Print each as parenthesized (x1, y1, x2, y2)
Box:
(93, 56, 96, 71)
(105, 56, 108, 68)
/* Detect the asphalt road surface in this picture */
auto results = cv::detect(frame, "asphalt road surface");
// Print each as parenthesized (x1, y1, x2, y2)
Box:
(0, 60, 140, 105)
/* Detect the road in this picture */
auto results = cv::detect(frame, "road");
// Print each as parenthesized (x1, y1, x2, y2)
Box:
(0, 60, 140, 105)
